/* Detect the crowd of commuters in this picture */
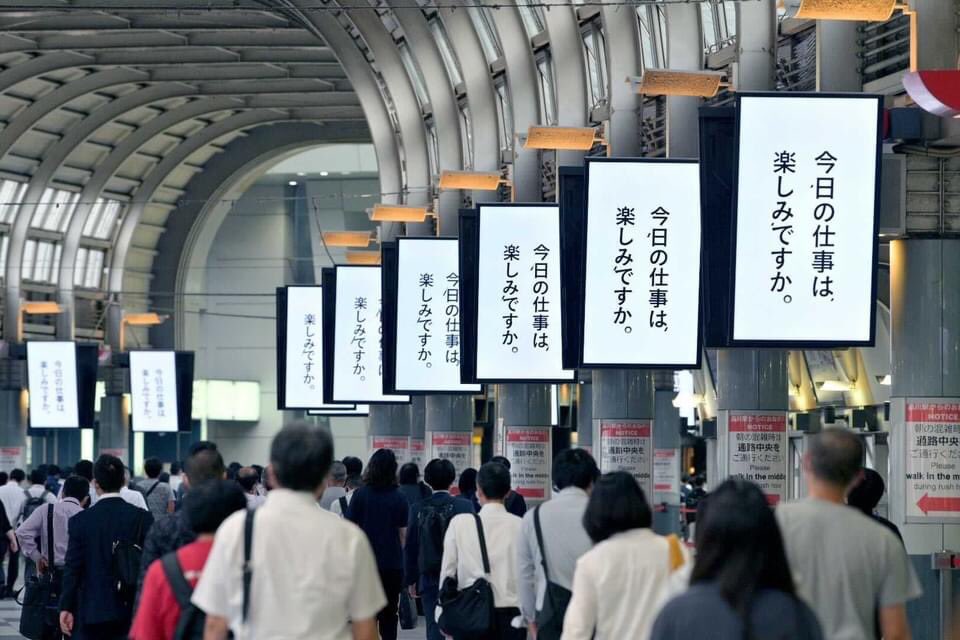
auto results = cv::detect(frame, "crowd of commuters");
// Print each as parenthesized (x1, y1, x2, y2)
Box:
(0, 424, 927, 640)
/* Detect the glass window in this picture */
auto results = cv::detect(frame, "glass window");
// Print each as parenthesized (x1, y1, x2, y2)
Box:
(494, 77, 513, 153)
(536, 53, 557, 126)
(430, 20, 464, 87)
(83, 198, 122, 240)
(426, 120, 440, 178)
(398, 41, 430, 108)
(701, 2, 719, 50)
(582, 23, 608, 110)
(31, 188, 78, 233)
(458, 103, 474, 169)
(517, 0, 545, 38)
(83, 247, 104, 289)
(468, 7, 502, 64)
(0, 180, 25, 225)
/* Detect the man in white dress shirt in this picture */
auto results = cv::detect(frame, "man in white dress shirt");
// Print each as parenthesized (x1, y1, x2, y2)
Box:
(192, 423, 385, 640)
(439, 461, 524, 640)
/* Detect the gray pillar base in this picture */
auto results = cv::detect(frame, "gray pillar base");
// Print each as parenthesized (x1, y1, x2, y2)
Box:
(99, 395, 130, 468)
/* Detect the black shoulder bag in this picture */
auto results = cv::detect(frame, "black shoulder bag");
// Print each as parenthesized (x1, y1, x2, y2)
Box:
(19, 504, 60, 640)
(242, 508, 255, 624)
(533, 505, 573, 640)
(437, 514, 495, 639)
(161, 552, 206, 640)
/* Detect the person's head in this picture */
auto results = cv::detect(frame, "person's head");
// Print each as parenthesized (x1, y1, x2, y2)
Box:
(693, 475, 706, 489)
(73, 461, 92, 482)
(458, 468, 478, 495)
(47, 464, 61, 478)
(805, 427, 864, 491)
(270, 422, 335, 494)
(691, 479, 795, 619)
(328, 461, 347, 488)
(847, 468, 885, 516)
(553, 448, 600, 492)
(29, 469, 45, 486)
(477, 461, 511, 502)
(583, 471, 652, 543)
(344, 473, 362, 492)
(184, 448, 226, 490)
(93, 455, 126, 494)
(489, 456, 511, 470)
(158, 472, 170, 483)
(399, 463, 420, 486)
(188, 441, 218, 457)
(424, 459, 456, 492)
(170, 461, 182, 476)
(364, 449, 398, 489)
(342, 456, 363, 477)
(237, 467, 260, 494)
(62, 475, 90, 503)
(0, 472, 8, 486)
(143, 457, 163, 479)
(227, 462, 242, 481)
(184, 480, 247, 535)
(252, 464, 264, 482)
(9, 469, 24, 484)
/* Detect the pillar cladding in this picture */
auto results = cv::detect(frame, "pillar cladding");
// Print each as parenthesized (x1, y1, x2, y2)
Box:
(98, 394, 130, 468)
(424, 394, 474, 488)
(0, 389, 27, 470)
(367, 403, 412, 466)
(653, 372, 683, 535)
(496, 384, 553, 503)
(408, 396, 427, 469)
(576, 382, 594, 452)
(591, 370, 655, 497)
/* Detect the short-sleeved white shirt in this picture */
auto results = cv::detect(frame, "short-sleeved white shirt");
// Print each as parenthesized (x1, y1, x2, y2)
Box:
(192, 488, 386, 640)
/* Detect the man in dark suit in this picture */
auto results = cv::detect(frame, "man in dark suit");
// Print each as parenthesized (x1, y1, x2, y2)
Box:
(403, 459, 475, 640)
(59, 454, 153, 640)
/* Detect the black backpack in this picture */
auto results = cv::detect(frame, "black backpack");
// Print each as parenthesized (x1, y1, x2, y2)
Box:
(21, 490, 50, 524)
(111, 511, 147, 605)
(418, 499, 457, 575)
(161, 552, 205, 640)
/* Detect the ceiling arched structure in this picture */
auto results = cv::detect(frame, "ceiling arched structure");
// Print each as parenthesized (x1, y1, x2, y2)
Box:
(0, 0, 754, 350)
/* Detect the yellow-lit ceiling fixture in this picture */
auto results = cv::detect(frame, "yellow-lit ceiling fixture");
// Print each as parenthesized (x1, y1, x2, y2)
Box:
(438, 170, 508, 191)
(21, 302, 63, 316)
(783, 0, 916, 72)
(628, 69, 728, 98)
(369, 204, 429, 223)
(523, 126, 603, 151)
(345, 250, 382, 265)
(322, 231, 373, 248)
(119, 311, 167, 352)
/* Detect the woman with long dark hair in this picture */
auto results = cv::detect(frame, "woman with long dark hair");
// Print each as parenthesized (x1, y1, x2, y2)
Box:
(346, 449, 409, 640)
(560, 472, 689, 640)
(650, 479, 822, 640)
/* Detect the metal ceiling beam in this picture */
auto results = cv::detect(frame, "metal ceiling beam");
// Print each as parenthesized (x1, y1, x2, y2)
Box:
(542, 6, 589, 166)
(600, 2, 643, 154)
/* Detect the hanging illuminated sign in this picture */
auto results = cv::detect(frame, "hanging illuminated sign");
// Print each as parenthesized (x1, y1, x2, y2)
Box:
(473, 204, 574, 382)
(731, 93, 881, 346)
(26, 341, 79, 429)
(582, 158, 702, 368)
(393, 238, 481, 394)
(130, 351, 179, 432)
(329, 266, 410, 404)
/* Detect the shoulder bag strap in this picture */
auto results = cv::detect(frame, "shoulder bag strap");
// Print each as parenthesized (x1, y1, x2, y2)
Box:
(143, 481, 159, 499)
(160, 552, 194, 609)
(472, 514, 491, 575)
(338, 496, 348, 514)
(532, 504, 551, 582)
(242, 509, 255, 623)
(46, 504, 54, 569)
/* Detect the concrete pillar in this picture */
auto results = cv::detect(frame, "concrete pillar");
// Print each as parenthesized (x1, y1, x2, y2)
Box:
(735, 0, 777, 92)
(576, 382, 593, 452)
(664, 3, 702, 159)
(424, 394, 474, 485)
(497, 384, 553, 502)
(592, 369, 655, 499)
(653, 376, 682, 535)
(0, 389, 27, 470)
(816, 22, 860, 91)
(367, 403, 413, 465)
(887, 238, 960, 639)
(409, 395, 426, 469)
(98, 394, 130, 468)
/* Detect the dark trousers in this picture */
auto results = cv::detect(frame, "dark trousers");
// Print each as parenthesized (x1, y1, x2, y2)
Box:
(6, 547, 19, 592)
(485, 607, 525, 640)
(419, 574, 443, 640)
(74, 621, 130, 640)
(378, 568, 404, 640)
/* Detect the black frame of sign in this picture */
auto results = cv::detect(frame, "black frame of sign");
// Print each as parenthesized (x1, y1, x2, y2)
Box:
(384, 236, 483, 395)
(579, 156, 704, 370)
(127, 350, 195, 433)
(461, 202, 576, 384)
(277, 285, 357, 411)
(321, 264, 411, 405)
(558, 166, 587, 371)
(308, 406, 371, 417)
(727, 91, 883, 348)
(25, 341, 99, 432)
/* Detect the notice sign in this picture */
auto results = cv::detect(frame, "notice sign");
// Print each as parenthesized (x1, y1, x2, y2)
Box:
(582, 159, 701, 368)
(280, 286, 326, 409)
(130, 351, 179, 432)
(904, 400, 960, 522)
(408, 437, 425, 468)
(475, 204, 574, 382)
(504, 426, 552, 500)
(598, 420, 652, 496)
(732, 94, 881, 345)
(332, 266, 409, 404)
(0, 447, 24, 471)
(27, 341, 80, 429)
(727, 412, 788, 505)
(427, 431, 472, 481)
(395, 238, 481, 394)
(653, 449, 681, 502)
(370, 435, 410, 466)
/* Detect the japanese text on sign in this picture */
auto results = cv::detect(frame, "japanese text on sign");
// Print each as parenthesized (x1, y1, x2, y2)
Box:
(904, 400, 960, 522)
(27, 342, 80, 429)
(504, 426, 552, 500)
(370, 436, 410, 467)
(727, 412, 787, 505)
(130, 351, 179, 432)
(427, 431, 472, 492)
(281, 286, 327, 409)
(598, 420, 652, 497)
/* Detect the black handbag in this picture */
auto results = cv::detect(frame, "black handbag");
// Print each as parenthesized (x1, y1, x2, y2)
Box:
(437, 514, 495, 639)
(19, 504, 60, 640)
(532, 505, 573, 640)
(399, 588, 418, 630)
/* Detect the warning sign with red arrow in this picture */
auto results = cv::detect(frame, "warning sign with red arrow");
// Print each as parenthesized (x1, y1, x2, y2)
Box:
(905, 400, 960, 522)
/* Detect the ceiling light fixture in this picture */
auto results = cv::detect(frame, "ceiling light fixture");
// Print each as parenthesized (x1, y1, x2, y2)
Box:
(817, 380, 856, 392)
(345, 250, 381, 265)
(320, 171, 329, 177)
(439, 170, 508, 191)
(523, 126, 603, 151)
(370, 204, 430, 223)
(322, 231, 373, 248)
(288, 180, 297, 186)
(628, 69, 728, 97)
